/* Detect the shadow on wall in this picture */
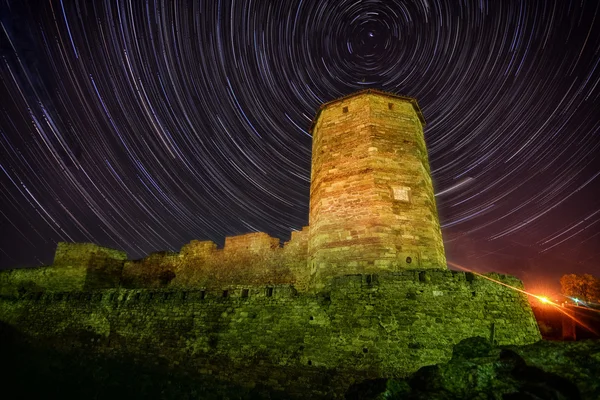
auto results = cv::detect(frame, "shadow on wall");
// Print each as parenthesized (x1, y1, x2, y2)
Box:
(0, 320, 288, 400)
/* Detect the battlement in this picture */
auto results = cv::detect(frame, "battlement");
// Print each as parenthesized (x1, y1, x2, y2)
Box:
(119, 228, 311, 290)
(0, 243, 128, 295)
(309, 89, 426, 133)
(224, 232, 280, 252)
(53, 242, 127, 267)
(0, 229, 312, 295)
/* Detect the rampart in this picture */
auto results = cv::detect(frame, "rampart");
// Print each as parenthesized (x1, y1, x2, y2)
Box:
(0, 270, 541, 396)
(0, 243, 128, 296)
(122, 229, 311, 290)
(0, 229, 310, 295)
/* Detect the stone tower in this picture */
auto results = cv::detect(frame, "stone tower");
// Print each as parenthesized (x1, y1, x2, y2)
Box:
(308, 89, 446, 286)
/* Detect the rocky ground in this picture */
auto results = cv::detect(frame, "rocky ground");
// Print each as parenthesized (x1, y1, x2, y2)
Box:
(348, 337, 600, 400)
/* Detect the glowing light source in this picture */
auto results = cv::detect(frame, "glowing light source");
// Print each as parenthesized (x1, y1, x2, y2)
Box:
(539, 296, 550, 304)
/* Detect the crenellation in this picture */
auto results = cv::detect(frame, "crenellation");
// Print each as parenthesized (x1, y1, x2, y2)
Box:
(180, 239, 218, 257)
(223, 232, 280, 252)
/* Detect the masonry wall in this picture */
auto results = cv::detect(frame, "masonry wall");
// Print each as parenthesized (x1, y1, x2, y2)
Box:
(308, 91, 446, 288)
(122, 229, 311, 291)
(0, 243, 128, 296)
(0, 228, 310, 295)
(53, 242, 127, 268)
(0, 265, 87, 296)
(0, 270, 541, 396)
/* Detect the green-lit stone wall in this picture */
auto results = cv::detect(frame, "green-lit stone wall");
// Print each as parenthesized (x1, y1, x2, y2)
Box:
(0, 242, 128, 296)
(0, 270, 541, 395)
(0, 264, 87, 296)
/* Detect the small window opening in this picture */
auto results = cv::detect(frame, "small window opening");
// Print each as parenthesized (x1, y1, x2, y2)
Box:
(406, 256, 412, 264)
(309, 316, 314, 320)
(241, 289, 249, 298)
(388, 103, 394, 110)
(342, 106, 348, 113)
(200, 290, 206, 300)
(307, 360, 312, 366)
(418, 271, 426, 282)
(363, 347, 369, 353)
(222, 290, 229, 298)
(266, 287, 273, 297)
(366, 274, 372, 284)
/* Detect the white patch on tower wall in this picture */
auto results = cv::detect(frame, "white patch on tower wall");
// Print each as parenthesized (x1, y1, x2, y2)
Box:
(392, 186, 411, 202)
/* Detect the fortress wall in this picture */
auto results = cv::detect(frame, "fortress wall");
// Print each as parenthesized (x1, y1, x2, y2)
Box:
(280, 227, 311, 290)
(0, 243, 128, 296)
(122, 231, 311, 291)
(0, 271, 540, 393)
(121, 252, 181, 288)
(0, 230, 308, 295)
(54, 242, 127, 267)
(0, 265, 87, 296)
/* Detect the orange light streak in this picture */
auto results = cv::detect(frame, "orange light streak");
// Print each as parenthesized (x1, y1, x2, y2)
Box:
(447, 261, 599, 336)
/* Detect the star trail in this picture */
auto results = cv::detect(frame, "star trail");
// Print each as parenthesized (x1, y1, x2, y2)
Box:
(1, 0, 599, 289)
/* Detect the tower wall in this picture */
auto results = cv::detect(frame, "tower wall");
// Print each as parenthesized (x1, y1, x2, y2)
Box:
(308, 91, 446, 286)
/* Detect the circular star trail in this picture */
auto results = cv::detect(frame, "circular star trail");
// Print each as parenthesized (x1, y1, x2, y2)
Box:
(1, 0, 599, 289)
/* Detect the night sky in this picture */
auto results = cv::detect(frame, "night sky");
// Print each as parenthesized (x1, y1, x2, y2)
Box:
(1, 0, 599, 291)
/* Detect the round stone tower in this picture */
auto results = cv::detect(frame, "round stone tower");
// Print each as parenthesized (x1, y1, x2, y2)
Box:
(308, 89, 446, 287)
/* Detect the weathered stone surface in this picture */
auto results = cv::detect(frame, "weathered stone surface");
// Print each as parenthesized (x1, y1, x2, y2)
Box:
(0, 242, 127, 295)
(0, 228, 311, 293)
(0, 271, 540, 398)
(308, 90, 446, 287)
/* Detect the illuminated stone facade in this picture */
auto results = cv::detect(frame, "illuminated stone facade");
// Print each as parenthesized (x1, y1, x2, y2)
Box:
(0, 90, 541, 398)
(308, 90, 446, 287)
